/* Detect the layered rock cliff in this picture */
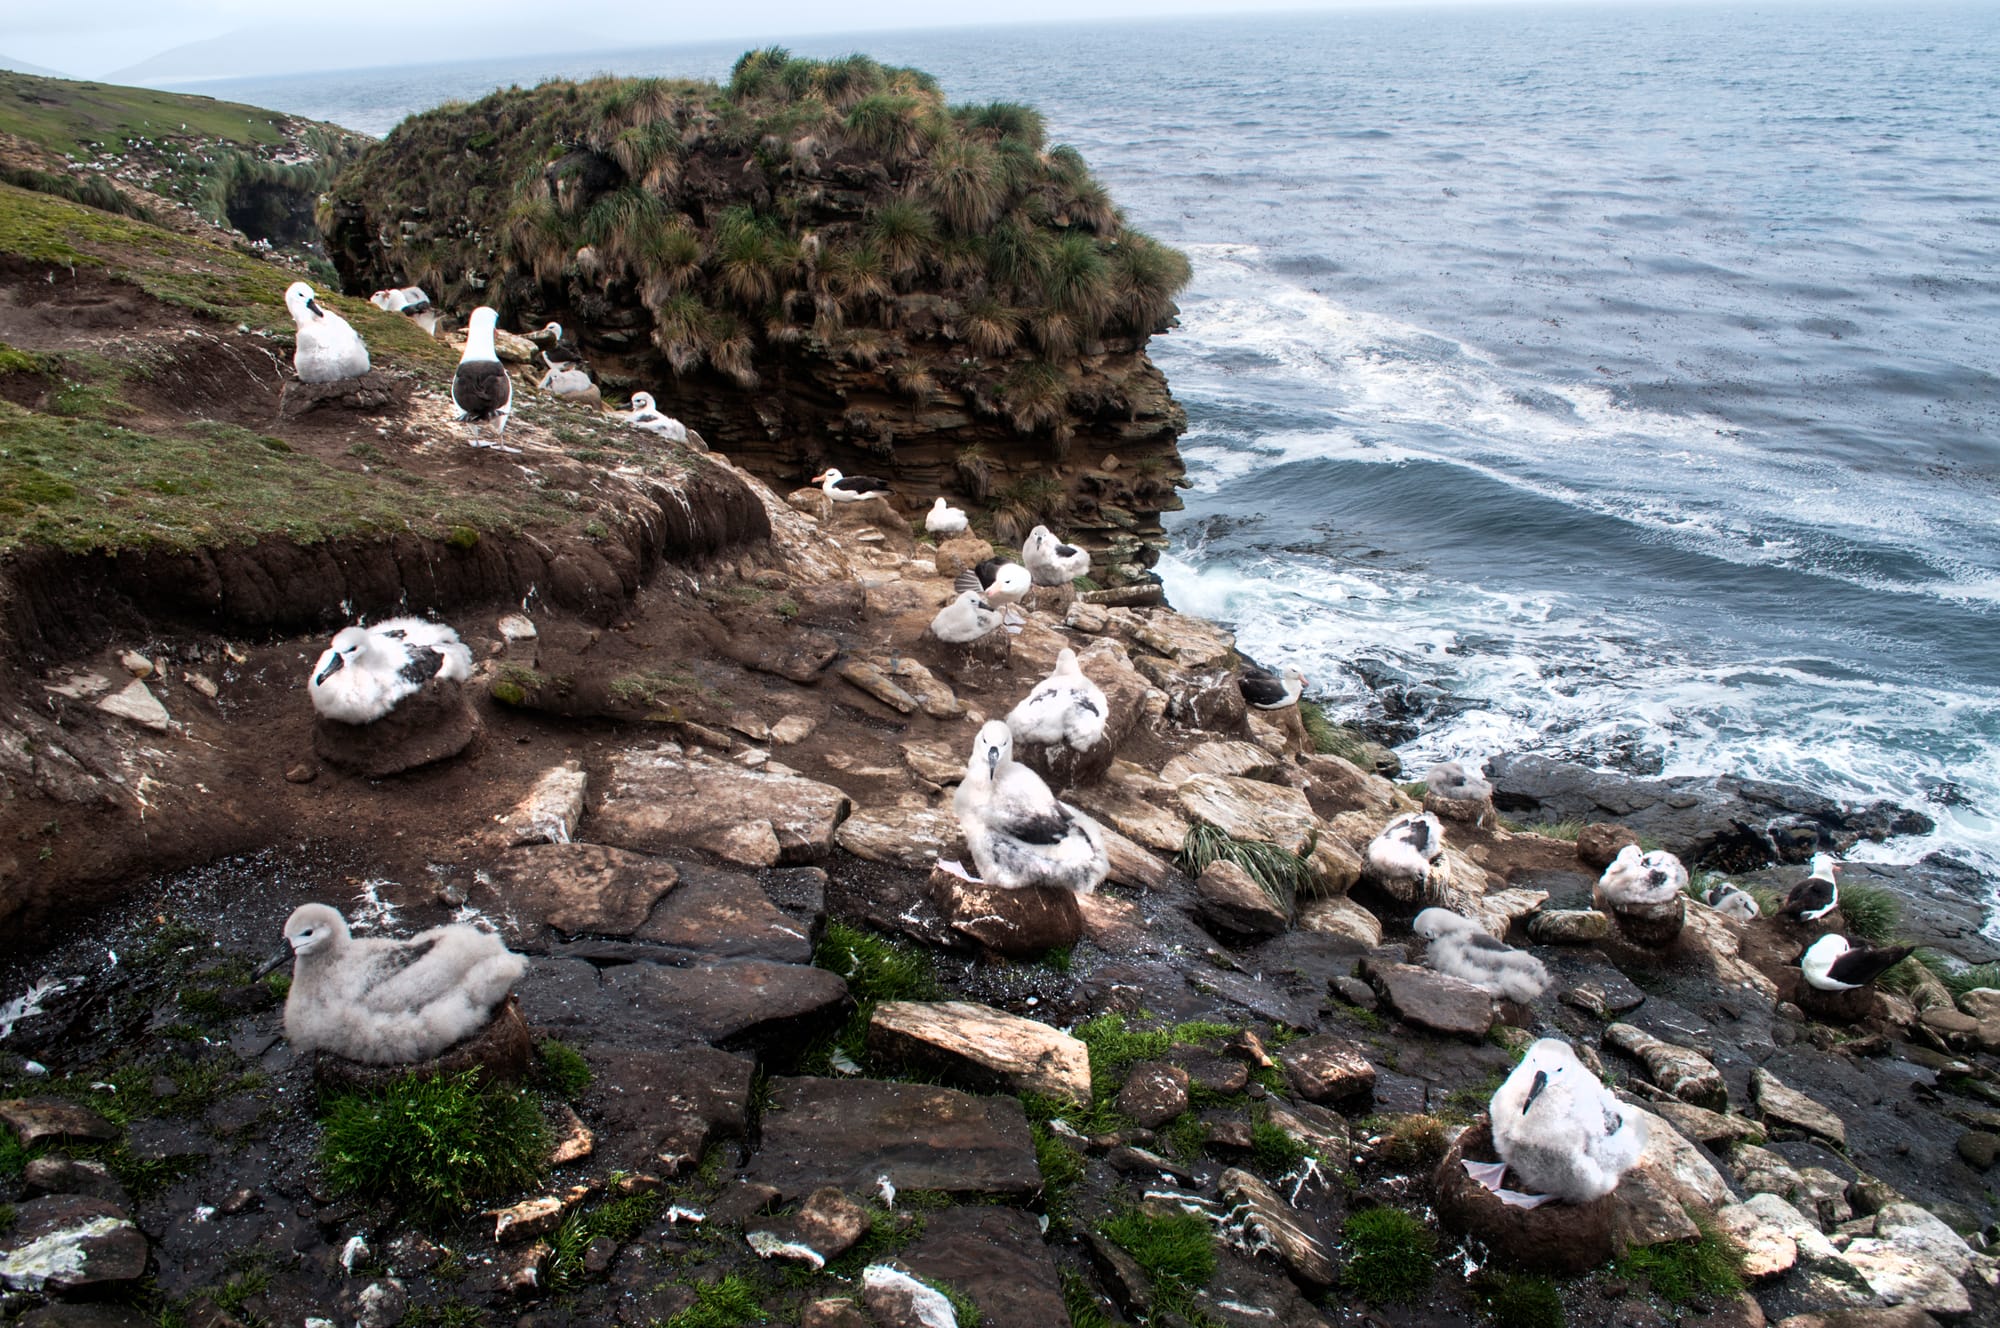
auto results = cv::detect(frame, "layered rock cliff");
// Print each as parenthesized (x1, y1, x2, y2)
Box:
(320, 52, 1191, 583)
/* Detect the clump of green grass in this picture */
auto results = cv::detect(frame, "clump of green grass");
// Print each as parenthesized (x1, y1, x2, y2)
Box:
(1929, 958, 2000, 998)
(1251, 1117, 1309, 1176)
(1614, 1213, 1745, 1304)
(1516, 819, 1585, 842)
(667, 1274, 765, 1328)
(1100, 1209, 1216, 1312)
(1031, 1122, 1086, 1228)
(1471, 1270, 1564, 1328)
(1298, 700, 1374, 766)
(1836, 883, 1900, 944)
(535, 1040, 592, 1101)
(1341, 1207, 1435, 1303)
(1178, 820, 1307, 913)
(1059, 1270, 1115, 1328)
(544, 1187, 664, 1292)
(802, 920, 940, 1075)
(318, 1070, 549, 1225)
(0, 1131, 25, 1182)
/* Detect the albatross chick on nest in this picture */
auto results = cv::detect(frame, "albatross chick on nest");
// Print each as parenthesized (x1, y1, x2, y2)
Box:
(951, 720, 1108, 892)
(1473, 1038, 1646, 1207)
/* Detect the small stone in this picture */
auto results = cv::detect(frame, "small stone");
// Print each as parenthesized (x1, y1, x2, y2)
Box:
(1604, 1023, 1729, 1109)
(1956, 1131, 1999, 1169)
(550, 1105, 595, 1165)
(216, 1188, 260, 1217)
(1196, 859, 1289, 937)
(1331, 975, 1378, 1009)
(486, 1195, 566, 1245)
(183, 671, 219, 699)
(21, 1156, 125, 1204)
(0, 1194, 148, 1292)
(771, 714, 819, 745)
(1576, 823, 1642, 870)
(96, 680, 172, 732)
(496, 761, 587, 846)
(1297, 895, 1383, 948)
(498, 613, 538, 642)
(117, 650, 154, 679)
(285, 762, 318, 783)
(1116, 1062, 1190, 1129)
(838, 660, 920, 714)
(1564, 983, 1611, 1018)
(1278, 1034, 1375, 1105)
(1752, 1068, 1847, 1146)
(863, 1264, 959, 1328)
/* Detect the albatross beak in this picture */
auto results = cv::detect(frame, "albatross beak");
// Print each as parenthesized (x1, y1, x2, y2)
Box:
(305, 298, 324, 318)
(1522, 1069, 1549, 1115)
(986, 747, 1001, 777)
(314, 654, 344, 686)
(254, 944, 292, 978)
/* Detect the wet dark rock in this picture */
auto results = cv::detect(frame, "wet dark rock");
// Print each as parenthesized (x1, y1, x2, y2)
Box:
(1360, 958, 1494, 1039)
(481, 843, 679, 942)
(606, 957, 847, 1056)
(0, 1194, 149, 1292)
(901, 1206, 1068, 1326)
(1083, 1231, 1156, 1319)
(22, 1155, 127, 1205)
(0, 1098, 119, 1148)
(1486, 754, 1933, 871)
(629, 857, 814, 963)
(1277, 1034, 1376, 1105)
(749, 1077, 1039, 1201)
(1218, 1166, 1335, 1287)
(311, 676, 481, 778)
(1116, 1061, 1190, 1128)
(14, 1307, 156, 1328)
(1197, 859, 1290, 938)
(1956, 1131, 2000, 1169)
(586, 1045, 753, 1176)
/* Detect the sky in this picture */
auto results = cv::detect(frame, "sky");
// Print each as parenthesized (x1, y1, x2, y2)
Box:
(2, 0, 1865, 82)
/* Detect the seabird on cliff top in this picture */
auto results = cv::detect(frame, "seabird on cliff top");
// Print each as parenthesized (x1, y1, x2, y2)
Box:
(929, 589, 1003, 644)
(529, 320, 583, 366)
(284, 281, 370, 383)
(954, 559, 1032, 609)
(1779, 852, 1841, 922)
(925, 497, 969, 536)
(1593, 843, 1688, 911)
(1413, 907, 1550, 1002)
(1800, 933, 1912, 992)
(1702, 880, 1761, 922)
(538, 360, 594, 398)
(811, 468, 893, 501)
(1425, 761, 1493, 804)
(452, 306, 512, 440)
(625, 392, 689, 442)
(1237, 660, 1306, 710)
(1474, 1038, 1646, 1207)
(309, 617, 473, 725)
(1007, 648, 1108, 754)
(1366, 810, 1446, 893)
(950, 720, 1108, 892)
(1022, 524, 1091, 587)
(272, 903, 525, 1064)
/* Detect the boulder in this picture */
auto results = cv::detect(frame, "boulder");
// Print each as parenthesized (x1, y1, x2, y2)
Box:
(1217, 1167, 1335, 1287)
(493, 761, 587, 845)
(1129, 611, 1236, 669)
(1296, 896, 1383, 948)
(628, 858, 814, 964)
(312, 676, 480, 777)
(836, 806, 960, 871)
(1300, 754, 1403, 820)
(1068, 777, 1191, 853)
(1752, 1068, 1847, 1146)
(867, 1001, 1090, 1105)
(1197, 860, 1290, 938)
(1715, 1193, 1839, 1279)
(594, 744, 851, 866)
(929, 869, 1084, 957)
(482, 843, 678, 940)
(312, 994, 531, 1094)
(750, 1078, 1040, 1200)
(1303, 836, 1363, 897)
(1528, 909, 1612, 944)
(1116, 1062, 1190, 1128)
(1604, 1024, 1729, 1110)
(0, 1195, 149, 1292)
(1012, 735, 1114, 790)
(95, 680, 172, 733)
(1161, 741, 1283, 788)
(1462, 888, 1550, 939)
(1178, 775, 1318, 854)
(1434, 1120, 1618, 1275)
(1361, 958, 1494, 1039)
(0, 1099, 119, 1149)
(1276, 1034, 1375, 1105)
(585, 1045, 754, 1175)
(837, 659, 920, 714)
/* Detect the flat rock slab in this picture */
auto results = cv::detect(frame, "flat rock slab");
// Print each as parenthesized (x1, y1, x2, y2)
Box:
(1218, 1167, 1334, 1287)
(750, 1077, 1039, 1201)
(1277, 1034, 1376, 1105)
(1296, 895, 1383, 948)
(899, 1206, 1069, 1328)
(631, 859, 813, 963)
(930, 870, 1083, 957)
(1716, 1193, 1838, 1279)
(1361, 959, 1494, 1039)
(1162, 741, 1282, 788)
(596, 745, 851, 866)
(836, 805, 960, 871)
(606, 958, 847, 1053)
(0, 1195, 148, 1292)
(586, 1045, 754, 1176)
(867, 1001, 1090, 1105)
(483, 843, 679, 940)
(1605, 1023, 1728, 1110)
(1754, 1067, 1847, 1146)
(0, 1099, 119, 1148)
(95, 680, 171, 732)
(1178, 775, 1318, 854)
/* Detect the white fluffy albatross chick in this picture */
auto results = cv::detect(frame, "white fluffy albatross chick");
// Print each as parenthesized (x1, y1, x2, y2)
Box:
(276, 903, 526, 1064)
(929, 588, 1003, 644)
(1593, 843, 1688, 911)
(309, 617, 474, 725)
(625, 392, 688, 442)
(1424, 761, 1493, 804)
(951, 720, 1108, 892)
(925, 496, 969, 536)
(1007, 648, 1108, 754)
(1365, 810, 1447, 899)
(452, 306, 512, 439)
(1022, 524, 1091, 587)
(1413, 907, 1551, 1003)
(1475, 1038, 1646, 1207)
(284, 281, 370, 383)
(1703, 879, 1761, 922)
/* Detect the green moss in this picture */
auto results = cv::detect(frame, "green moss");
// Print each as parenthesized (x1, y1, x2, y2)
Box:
(1162, 1110, 1209, 1162)
(1928, 958, 2000, 998)
(1059, 1269, 1116, 1328)
(1836, 883, 1900, 944)
(1100, 1209, 1216, 1311)
(1031, 1122, 1086, 1228)
(544, 1187, 664, 1292)
(1177, 820, 1307, 911)
(814, 919, 937, 1004)
(1341, 1207, 1435, 1303)
(0, 1132, 24, 1182)
(535, 1039, 592, 1101)
(1615, 1212, 1746, 1304)
(1250, 1117, 1308, 1175)
(1471, 1270, 1564, 1328)
(666, 1275, 765, 1328)
(317, 1070, 549, 1225)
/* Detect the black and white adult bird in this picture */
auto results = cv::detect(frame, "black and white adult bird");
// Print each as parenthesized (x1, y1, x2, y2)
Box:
(925, 497, 969, 536)
(1702, 880, 1761, 923)
(625, 392, 688, 442)
(1413, 908, 1551, 1002)
(1593, 843, 1689, 911)
(1022, 524, 1091, 587)
(528, 320, 584, 367)
(369, 285, 437, 334)
(272, 903, 525, 1064)
(1779, 852, 1842, 922)
(810, 468, 893, 502)
(309, 617, 474, 725)
(1007, 648, 1108, 754)
(1237, 660, 1306, 710)
(284, 281, 370, 383)
(1470, 1038, 1647, 1207)
(929, 589, 1003, 644)
(1425, 761, 1494, 804)
(1800, 933, 1913, 992)
(1365, 810, 1447, 897)
(452, 306, 512, 439)
(950, 720, 1108, 892)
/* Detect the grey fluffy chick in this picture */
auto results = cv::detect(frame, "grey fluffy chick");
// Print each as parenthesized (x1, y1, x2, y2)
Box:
(1424, 761, 1493, 802)
(279, 903, 525, 1064)
(1413, 907, 1551, 1002)
(1593, 843, 1688, 910)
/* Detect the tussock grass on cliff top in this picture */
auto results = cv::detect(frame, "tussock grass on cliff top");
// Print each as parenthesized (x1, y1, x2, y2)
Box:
(318, 1069, 549, 1225)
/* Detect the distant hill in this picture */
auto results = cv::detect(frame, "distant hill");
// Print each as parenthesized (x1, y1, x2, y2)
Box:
(0, 53, 70, 79)
(109, 23, 617, 85)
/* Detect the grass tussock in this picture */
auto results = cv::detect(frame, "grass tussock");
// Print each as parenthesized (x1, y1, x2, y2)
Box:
(1297, 699, 1374, 766)
(666, 1274, 766, 1328)
(1615, 1212, 1746, 1304)
(1178, 820, 1308, 912)
(1341, 1207, 1436, 1303)
(803, 919, 939, 1074)
(1099, 1209, 1216, 1313)
(317, 1070, 549, 1225)
(534, 1039, 592, 1101)
(1835, 882, 1900, 944)
(1471, 1270, 1565, 1328)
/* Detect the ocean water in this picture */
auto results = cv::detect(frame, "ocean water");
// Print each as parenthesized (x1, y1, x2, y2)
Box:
(187, 3, 2000, 878)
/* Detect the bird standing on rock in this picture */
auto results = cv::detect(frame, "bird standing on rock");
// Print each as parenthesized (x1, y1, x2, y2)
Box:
(272, 903, 525, 1064)
(1474, 1038, 1646, 1207)
(452, 306, 512, 439)
(284, 281, 370, 383)
(1779, 852, 1842, 922)
(528, 320, 584, 366)
(1236, 660, 1306, 710)
(950, 720, 1108, 892)
(925, 497, 969, 536)
(1800, 933, 1913, 992)
(1022, 525, 1091, 587)
(625, 392, 689, 442)
(811, 468, 894, 501)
